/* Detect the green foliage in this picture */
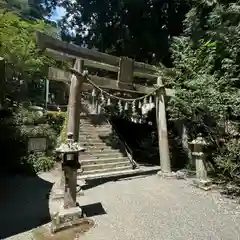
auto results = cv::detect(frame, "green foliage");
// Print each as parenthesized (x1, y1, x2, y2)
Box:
(0, 108, 27, 172)
(58, 116, 67, 144)
(169, 0, 240, 185)
(13, 105, 42, 125)
(57, 0, 189, 66)
(22, 152, 55, 173)
(0, 106, 65, 173)
(1, 0, 54, 20)
(0, 10, 53, 74)
(213, 139, 240, 184)
(42, 111, 66, 134)
(0, 9, 60, 102)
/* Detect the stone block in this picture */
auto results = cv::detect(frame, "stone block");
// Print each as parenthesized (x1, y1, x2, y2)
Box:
(157, 171, 176, 179)
(192, 179, 215, 191)
(51, 206, 83, 233)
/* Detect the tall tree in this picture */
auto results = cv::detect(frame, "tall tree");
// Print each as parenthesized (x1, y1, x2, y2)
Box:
(1, 0, 53, 19)
(0, 9, 56, 102)
(56, 0, 189, 66)
(169, 0, 240, 183)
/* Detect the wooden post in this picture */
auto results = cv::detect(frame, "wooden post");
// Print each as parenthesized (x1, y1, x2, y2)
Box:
(156, 76, 173, 177)
(0, 57, 6, 108)
(67, 59, 84, 142)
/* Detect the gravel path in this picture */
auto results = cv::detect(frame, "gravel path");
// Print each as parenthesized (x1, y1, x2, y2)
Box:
(79, 175, 240, 240)
(2, 173, 240, 240)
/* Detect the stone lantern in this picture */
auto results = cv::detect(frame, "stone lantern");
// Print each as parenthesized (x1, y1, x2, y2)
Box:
(189, 134, 212, 190)
(52, 132, 85, 233)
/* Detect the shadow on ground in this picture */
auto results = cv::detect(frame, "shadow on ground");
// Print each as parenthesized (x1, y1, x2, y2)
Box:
(0, 174, 53, 239)
(81, 173, 155, 191)
(82, 202, 107, 217)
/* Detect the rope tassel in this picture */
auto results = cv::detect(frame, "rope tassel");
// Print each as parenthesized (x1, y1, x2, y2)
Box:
(149, 96, 153, 103)
(138, 101, 142, 109)
(91, 88, 96, 97)
(118, 100, 123, 113)
(132, 101, 136, 114)
(124, 102, 128, 111)
(107, 98, 111, 106)
(143, 97, 147, 105)
(100, 92, 105, 103)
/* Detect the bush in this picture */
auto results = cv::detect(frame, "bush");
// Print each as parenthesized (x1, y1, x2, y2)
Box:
(22, 152, 55, 173)
(0, 106, 66, 174)
(0, 108, 27, 173)
(169, 1, 240, 191)
(213, 139, 240, 185)
(58, 116, 67, 144)
(40, 111, 66, 135)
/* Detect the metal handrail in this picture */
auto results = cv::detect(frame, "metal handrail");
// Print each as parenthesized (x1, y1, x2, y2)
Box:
(107, 117, 138, 169)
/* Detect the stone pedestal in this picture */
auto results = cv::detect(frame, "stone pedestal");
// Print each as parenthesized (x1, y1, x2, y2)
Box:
(157, 171, 176, 179)
(192, 179, 213, 191)
(51, 166, 83, 233)
(51, 206, 83, 233)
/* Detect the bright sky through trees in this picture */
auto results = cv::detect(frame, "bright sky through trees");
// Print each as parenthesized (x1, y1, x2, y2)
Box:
(50, 6, 65, 21)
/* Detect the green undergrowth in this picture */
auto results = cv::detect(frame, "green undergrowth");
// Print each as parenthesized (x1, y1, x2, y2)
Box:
(0, 106, 66, 174)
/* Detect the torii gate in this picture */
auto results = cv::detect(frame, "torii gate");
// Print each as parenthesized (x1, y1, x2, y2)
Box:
(36, 31, 175, 231)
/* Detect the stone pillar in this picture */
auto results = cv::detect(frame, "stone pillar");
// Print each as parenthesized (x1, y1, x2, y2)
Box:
(190, 134, 212, 190)
(63, 165, 77, 208)
(156, 77, 174, 178)
(50, 161, 65, 199)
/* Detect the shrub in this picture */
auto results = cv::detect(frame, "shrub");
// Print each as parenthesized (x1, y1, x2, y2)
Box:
(213, 139, 240, 185)
(39, 111, 66, 135)
(22, 152, 55, 173)
(0, 106, 66, 174)
(58, 116, 67, 144)
(169, 1, 240, 191)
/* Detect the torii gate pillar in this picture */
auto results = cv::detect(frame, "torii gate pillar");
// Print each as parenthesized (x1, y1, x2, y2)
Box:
(156, 77, 175, 178)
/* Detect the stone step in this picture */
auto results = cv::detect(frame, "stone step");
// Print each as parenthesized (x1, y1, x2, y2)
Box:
(79, 132, 112, 136)
(84, 148, 122, 154)
(80, 157, 128, 165)
(77, 165, 161, 181)
(80, 125, 111, 128)
(79, 136, 102, 140)
(79, 138, 103, 143)
(83, 145, 117, 151)
(80, 152, 125, 159)
(80, 131, 112, 135)
(80, 126, 112, 130)
(80, 128, 111, 132)
(82, 161, 131, 171)
(80, 142, 110, 146)
(80, 124, 110, 128)
(80, 165, 133, 176)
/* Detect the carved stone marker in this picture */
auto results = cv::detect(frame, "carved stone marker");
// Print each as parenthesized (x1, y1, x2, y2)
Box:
(28, 137, 47, 152)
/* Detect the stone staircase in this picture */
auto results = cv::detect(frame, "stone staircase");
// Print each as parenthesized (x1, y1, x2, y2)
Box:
(78, 114, 139, 180)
